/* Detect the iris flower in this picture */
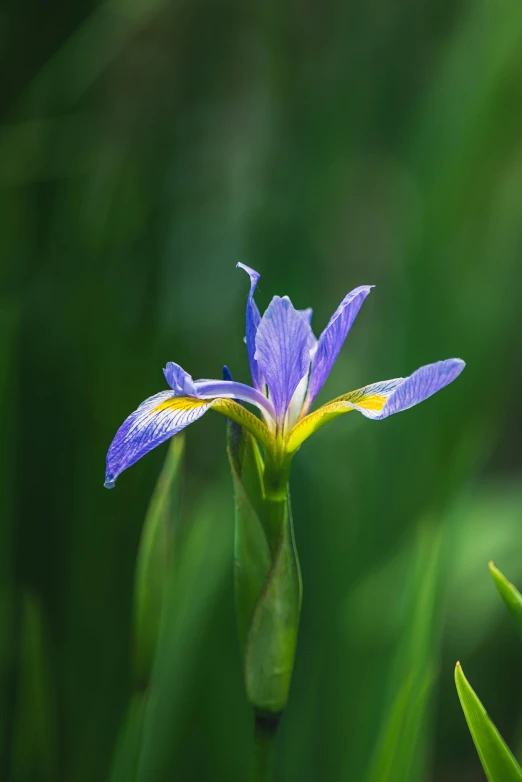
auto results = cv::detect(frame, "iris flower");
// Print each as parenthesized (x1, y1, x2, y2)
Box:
(105, 264, 464, 490)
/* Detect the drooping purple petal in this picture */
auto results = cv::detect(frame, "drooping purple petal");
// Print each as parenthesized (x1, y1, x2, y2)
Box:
(347, 359, 465, 420)
(164, 362, 198, 396)
(306, 285, 373, 407)
(237, 263, 263, 391)
(254, 295, 315, 422)
(105, 391, 211, 488)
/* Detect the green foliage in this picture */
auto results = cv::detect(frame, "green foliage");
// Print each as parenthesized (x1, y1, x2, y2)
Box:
(489, 563, 522, 640)
(4, 0, 522, 776)
(365, 525, 442, 782)
(134, 488, 235, 782)
(228, 431, 271, 655)
(108, 694, 147, 782)
(228, 423, 301, 715)
(133, 434, 185, 687)
(243, 498, 301, 714)
(109, 436, 185, 781)
(456, 562, 522, 781)
(11, 594, 57, 782)
(455, 663, 522, 782)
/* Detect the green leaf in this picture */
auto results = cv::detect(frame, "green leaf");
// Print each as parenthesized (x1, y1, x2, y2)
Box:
(133, 434, 184, 688)
(12, 592, 57, 782)
(243, 494, 302, 714)
(108, 693, 147, 782)
(135, 488, 233, 782)
(455, 662, 522, 782)
(227, 419, 302, 714)
(229, 431, 271, 656)
(489, 561, 522, 639)
(366, 669, 434, 782)
(365, 523, 443, 782)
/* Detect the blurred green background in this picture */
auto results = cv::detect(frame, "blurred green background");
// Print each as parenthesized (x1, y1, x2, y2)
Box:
(2, 0, 522, 779)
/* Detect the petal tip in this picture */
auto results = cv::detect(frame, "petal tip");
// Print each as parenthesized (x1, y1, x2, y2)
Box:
(237, 262, 260, 282)
(444, 357, 466, 379)
(104, 474, 116, 489)
(163, 362, 198, 396)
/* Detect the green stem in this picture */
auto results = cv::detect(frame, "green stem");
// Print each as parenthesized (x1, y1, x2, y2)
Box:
(263, 452, 291, 503)
(250, 713, 280, 782)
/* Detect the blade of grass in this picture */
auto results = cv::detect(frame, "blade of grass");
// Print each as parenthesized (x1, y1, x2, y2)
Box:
(135, 487, 233, 782)
(489, 562, 522, 639)
(455, 662, 522, 782)
(11, 593, 57, 782)
(109, 435, 184, 782)
(365, 523, 443, 782)
(134, 434, 184, 688)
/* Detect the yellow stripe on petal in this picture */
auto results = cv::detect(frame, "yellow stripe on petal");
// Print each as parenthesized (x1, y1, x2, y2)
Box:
(285, 399, 355, 453)
(154, 395, 273, 451)
(153, 396, 210, 414)
(286, 384, 398, 453)
(347, 393, 386, 411)
(211, 397, 273, 451)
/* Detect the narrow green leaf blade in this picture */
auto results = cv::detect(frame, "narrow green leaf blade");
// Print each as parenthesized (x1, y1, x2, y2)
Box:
(455, 662, 522, 782)
(366, 670, 433, 782)
(489, 561, 522, 639)
(365, 523, 443, 782)
(108, 693, 147, 782)
(227, 424, 271, 655)
(134, 434, 184, 687)
(12, 593, 57, 782)
(135, 488, 233, 782)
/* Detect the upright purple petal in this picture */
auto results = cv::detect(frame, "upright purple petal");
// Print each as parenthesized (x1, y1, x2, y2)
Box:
(307, 285, 373, 406)
(299, 307, 313, 325)
(254, 295, 315, 422)
(237, 263, 263, 391)
(105, 391, 211, 487)
(164, 362, 198, 396)
(347, 359, 465, 420)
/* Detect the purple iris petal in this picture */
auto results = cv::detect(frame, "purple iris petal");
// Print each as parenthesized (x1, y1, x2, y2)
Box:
(352, 359, 465, 420)
(164, 362, 198, 396)
(299, 307, 313, 325)
(307, 285, 373, 406)
(105, 391, 211, 487)
(254, 295, 315, 422)
(195, 379, 276, 420)
(237, 263, 263, 391)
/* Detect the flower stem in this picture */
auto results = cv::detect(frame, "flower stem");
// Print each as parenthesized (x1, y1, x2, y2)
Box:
(250, 713, 280, 782)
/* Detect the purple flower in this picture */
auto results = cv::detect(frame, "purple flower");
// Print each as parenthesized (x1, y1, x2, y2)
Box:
(105, 264, 465, 487)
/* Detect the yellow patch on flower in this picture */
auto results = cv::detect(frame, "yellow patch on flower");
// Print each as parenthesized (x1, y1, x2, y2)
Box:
(154, 395, 273, 452)
(349, 393, 386, 411)
(285, 392, 388, 453)
(285, 400, 353, 453)
(153, 396, 210, 413)
(212, 398, 273, 451)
